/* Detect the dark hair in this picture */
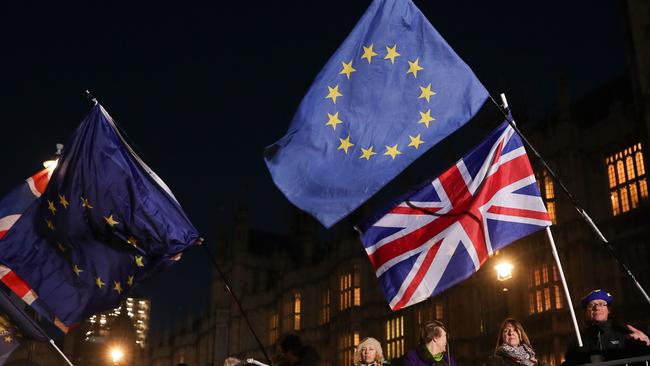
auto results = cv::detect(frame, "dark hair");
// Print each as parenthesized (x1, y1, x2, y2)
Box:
(420, 320, 447, 345)
(280, 334, 303, 354)
(494, 318, 532, 354)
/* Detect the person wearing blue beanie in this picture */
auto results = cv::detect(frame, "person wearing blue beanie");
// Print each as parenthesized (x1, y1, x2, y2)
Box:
(562, 289, 650, 365)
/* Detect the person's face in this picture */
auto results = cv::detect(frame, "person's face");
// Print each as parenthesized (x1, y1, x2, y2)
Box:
(361, 344, 377, 363)
(585, 300, 609, 322)
(434, 328, 448, 350)
(502, 324, 521, 347)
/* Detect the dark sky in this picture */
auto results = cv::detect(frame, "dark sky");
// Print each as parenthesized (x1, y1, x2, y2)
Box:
(0, 1, 627, 333)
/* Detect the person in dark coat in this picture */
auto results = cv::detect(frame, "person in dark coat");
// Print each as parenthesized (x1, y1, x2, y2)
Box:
(278, 334, 319, 366)
(403, 320, 456, 366)
(563, 289, 650, 365)
(487, 318, 547, 366)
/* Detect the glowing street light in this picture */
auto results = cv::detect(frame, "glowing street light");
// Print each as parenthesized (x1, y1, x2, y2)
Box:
(494, 262, 514, 282)
(110, 347, 124, 365)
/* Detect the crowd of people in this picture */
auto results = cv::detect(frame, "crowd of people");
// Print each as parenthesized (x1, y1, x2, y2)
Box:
(223, 289, 649, 366)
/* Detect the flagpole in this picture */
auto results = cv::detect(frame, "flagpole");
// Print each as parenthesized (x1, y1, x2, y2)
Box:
(200, 240, 273, 366)
(545, 226, 583, 347)
(490, 94, 650, 307)
(0, 290, 74, 365)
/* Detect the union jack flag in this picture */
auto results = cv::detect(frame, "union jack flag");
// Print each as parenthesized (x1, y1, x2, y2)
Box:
(359, 122, 551, 310)
(0, 168, 62, 328)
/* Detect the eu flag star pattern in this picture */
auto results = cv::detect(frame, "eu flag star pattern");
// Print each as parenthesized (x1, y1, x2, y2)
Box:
(265, 0, 489, 227)
(0, 104, 200, 327)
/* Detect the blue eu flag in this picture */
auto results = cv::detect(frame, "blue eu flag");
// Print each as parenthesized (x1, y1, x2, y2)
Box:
(0, 105, 200, 327)
(265, 0, 489, 227)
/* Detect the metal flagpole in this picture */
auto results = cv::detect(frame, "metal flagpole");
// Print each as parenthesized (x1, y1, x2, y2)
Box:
(545, 226, 583, 347)
(200, 240, 273, 366)
(491, 93, 650, 307)
(0, 289, 74, 365)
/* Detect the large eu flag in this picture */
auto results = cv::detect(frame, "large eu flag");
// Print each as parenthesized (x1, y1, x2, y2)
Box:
(0, 105, 200, 327)
(265, 0, 489, 227)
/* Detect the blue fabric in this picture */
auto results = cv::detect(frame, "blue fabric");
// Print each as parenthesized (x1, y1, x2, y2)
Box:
(265, 0, 489, 227)
(581, 289, 613, 308)
(0, 314, 20, 366)
(0, 105, 200, 326)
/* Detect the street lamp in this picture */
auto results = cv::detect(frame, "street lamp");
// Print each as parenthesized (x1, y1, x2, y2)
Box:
(494, 262, 514, 282)
(109, 346, 124, 365)
(42, 143, 63, 172)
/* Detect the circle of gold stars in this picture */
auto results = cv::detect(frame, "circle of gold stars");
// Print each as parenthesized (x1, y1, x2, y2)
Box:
(323, 42, 437, 161)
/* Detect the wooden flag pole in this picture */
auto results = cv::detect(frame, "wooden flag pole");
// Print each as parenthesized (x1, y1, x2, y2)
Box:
(545, 226, 583, 347)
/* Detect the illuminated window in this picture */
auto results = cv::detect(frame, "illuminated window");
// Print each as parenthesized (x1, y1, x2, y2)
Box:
(293, 293, 301, 331)
(528, 263, 563, 314)
(269, 312, 279, 344)
(321, 289, 330, 325)
(339, 266, 361, 310)
(386, 316, 405, 359)
(606, 143, 648, 216)
(435, 303, 444, 320)
(537, 170, 557, 224)
(338, 332, 359, 366)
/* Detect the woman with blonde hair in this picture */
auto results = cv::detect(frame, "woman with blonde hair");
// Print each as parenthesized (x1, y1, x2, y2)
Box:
(487, 318, 547, 366)
(354, 337, 385, 366)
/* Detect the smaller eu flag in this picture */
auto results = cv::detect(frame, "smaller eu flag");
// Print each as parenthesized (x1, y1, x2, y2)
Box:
(265, 0, 489, 227)
(0, 105, 200, 327)
(0, 312, 21, 366)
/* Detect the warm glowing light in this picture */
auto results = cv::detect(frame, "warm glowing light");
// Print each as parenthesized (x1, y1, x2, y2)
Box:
(495, 262, 514, 281)
(43, 158, 58, 171)
(110, 347, 124, 363)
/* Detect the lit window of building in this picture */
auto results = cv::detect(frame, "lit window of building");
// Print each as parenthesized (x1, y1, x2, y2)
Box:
(338, 332, 359, 366)
(339, 266, 361, 310)
(320, 289, 330, 325)
(386, 316, 405, 360)
(269, 312, 279, 345)
(293, 292, 301, 331)
(537, 170, 557, 224)
(83, 297, 150, 348)
(528, 264, 563, 314)
(435, 303, 444, 320)
(606, 143, 648, 216)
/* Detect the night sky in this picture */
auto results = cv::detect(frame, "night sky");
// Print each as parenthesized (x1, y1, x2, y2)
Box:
(1, 1, 627, 334)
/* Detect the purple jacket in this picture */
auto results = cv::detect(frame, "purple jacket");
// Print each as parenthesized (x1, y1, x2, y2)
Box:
(403, 346, 457, 366)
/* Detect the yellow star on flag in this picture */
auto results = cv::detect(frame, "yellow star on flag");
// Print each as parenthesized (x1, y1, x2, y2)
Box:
(135, 255, 145, 268)
(96, 277, 105, 289)
(407, 58, 424, 78)
(104, 214, 119, 227)
(384, 44, 401, 64)
(360, 146, 377, 160)
(337, 135, 354, 154)
(72, 264, 83, 276)
(127, 275, 134, 286)
(384, 144, 402, 159)
(57, 242, 66, 252)
(326, 84, 343, 104)
(127, 236, 139, 247)
(339, 60, 356, 79)
(45, 219, 55, 231)
(326, 112, 343, 130)
(113, 281, 123, 294)
(418, 109, 435, 127)
(58, 194, 69, 209)
(418, 83, 436, 102)
(408, 134, 425, 149)
(81, 197, 93, 209)
(361, 44, 378, 63)
(47, 200, 57, 215)
(4, 336, 12, 343)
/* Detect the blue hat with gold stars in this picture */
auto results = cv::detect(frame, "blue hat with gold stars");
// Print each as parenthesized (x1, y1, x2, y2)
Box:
(581, 289, 613, 308)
